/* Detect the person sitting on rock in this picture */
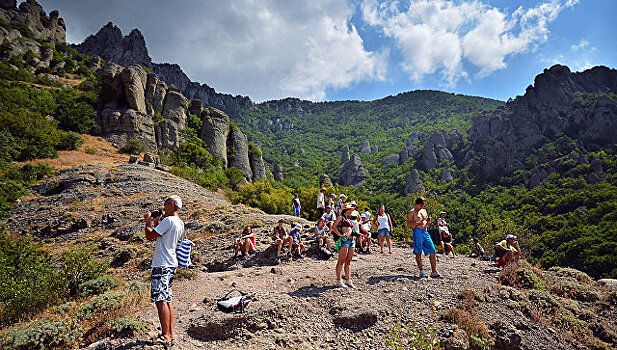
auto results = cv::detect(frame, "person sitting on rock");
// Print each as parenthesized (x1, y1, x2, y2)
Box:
(289, 224, 305, 258)
(321, 205, 337, 243)
(315, 218, 331, 250)
(273, 218, 292, 264)
(495, 234, 521, 267)
(469, 237, 485, 258)
(438, 211, 456, 257)
(234, 226, 256, 257)
(359, 213, 372, 253)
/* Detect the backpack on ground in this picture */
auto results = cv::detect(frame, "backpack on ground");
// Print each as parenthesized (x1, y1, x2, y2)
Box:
(319, 246, 333, 260)
(217, 289, 251, 313)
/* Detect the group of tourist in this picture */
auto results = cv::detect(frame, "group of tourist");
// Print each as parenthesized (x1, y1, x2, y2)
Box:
(140, 192, 522, 346)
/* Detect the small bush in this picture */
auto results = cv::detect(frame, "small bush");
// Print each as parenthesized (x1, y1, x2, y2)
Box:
(385, 305, 440, 350)
(118, 138, 144, 155)
(517, 268, 546, 290)
(76, 290, 126, 320)
(548, 267, 594, 284)
(204, 221, 226, 234)
(0, 317, 83, 350)
(57, 131, 85, 151)
(79, 275, 122, 297)
(175, 268, 198, 281)
(108, 316, 150, 338)
(442, 307, 492, 350)
(125, 280, 150, 294)
(84, 146, 98, 154)
(241, 218, 265, 228)
(111, 244, 148, 267)
(60, 243, 109, 297)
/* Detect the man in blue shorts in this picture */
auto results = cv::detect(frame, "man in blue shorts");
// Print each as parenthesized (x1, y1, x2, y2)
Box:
(406, 197, 442, 278)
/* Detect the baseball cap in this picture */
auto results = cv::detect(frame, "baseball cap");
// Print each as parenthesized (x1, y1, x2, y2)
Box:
(294, 224, 302, 231)
(439, 211, 446, 215)
(339, 194, 347, 198)
(506, 234, 517, 239)
(278, 218, 285, 223)
(350, 200, 357, 206)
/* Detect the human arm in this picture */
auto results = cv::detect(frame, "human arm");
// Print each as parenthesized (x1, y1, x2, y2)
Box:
(406, 210, 414, 227)
(144, 212, 161, 241)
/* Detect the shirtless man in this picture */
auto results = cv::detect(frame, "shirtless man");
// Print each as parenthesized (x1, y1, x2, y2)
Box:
(406, 197, 442, 278)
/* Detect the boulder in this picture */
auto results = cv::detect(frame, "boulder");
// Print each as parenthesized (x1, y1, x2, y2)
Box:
(341, 145, 350, 164)
(319, 174, 333, 187)
(189, 99, 203, 116)
(405, 169, 424, 195)
(384, 154, 400, 165)
(228, 128, 253, 180)
(359, 141, 371, 154)
(336, 154, 369, 187)
(274, 164, 284, 182)
(441, 168, 455, 183)
(120, 65, 147, 114)
(371, 145, 379, 153)
(399, 148, 409, 164)
(597, 279, 617, 291)
(200, 108, 230, 168)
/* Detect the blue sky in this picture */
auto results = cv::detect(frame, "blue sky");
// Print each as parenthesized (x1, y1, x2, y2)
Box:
(40, 0, 617, 102)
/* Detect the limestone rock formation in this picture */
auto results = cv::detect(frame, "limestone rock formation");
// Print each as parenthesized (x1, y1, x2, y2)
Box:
(421, 129, 461, 170)
(201, 108, 231, 168)
(384, 154, 400, 166)
(469, 65, 617, 182)
(341, 145, 350, 164)
(74, 24, 254, 118)
(441, 168, 455, 183)
(120, 65, 147, 113)
(371, 145, 379, 153)
(274, 164, 284, 182)
(336, 154, 369, 187)
(405, 169, 425, 195)
(249, 144, 266, 180)
(360, 141, 371, 154)
(228, 128, 253, 181)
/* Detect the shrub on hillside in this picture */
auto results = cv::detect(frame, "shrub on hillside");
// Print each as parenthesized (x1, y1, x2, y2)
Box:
(57, 131, 85, 151)
(60, 243, 109, 297)
(118, 138, 144, 155)
(78, 275, 122, 297)
(0, 317, 83, 350)
(108, 316, 150, 338)
(231, 180, 293, 215)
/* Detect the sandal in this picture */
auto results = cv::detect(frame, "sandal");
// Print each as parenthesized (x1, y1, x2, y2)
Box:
(154, 334, 171, 347)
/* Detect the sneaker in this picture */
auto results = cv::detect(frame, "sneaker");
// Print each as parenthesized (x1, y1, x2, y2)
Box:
(276, 258, 281, 264)
(430, 271, 443, 278)
(344, 280, 356, 289)
(243, 253, 249, 257)
(298, 254, 304, 259)
(419, 270, 429, 278)
(335, 280, 348, 288)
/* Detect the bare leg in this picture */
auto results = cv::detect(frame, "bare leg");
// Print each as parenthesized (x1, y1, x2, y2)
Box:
(168, 302, 175, 339)
(429, 253, 437, 273)
(247, 239, 255, 254)
(276, 239, 282, 255)
(386, 237, 392, 253)
(344, 247, 354, 281)
(379, 237, 384, 253)
(155, 301, 171, 340)
(336, 247, 348, 281)
(415, 253, 423, 271)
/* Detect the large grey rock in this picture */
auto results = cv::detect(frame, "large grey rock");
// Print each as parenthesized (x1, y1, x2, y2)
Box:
(384, 154, 400, 165)
(341, 145, 350, 164)
(228, 128, 253, 180)
(75, 23, 151, 68)
(319, 174, 333, 187)
(145, 73, 167, 115)
(249, 144, 266, 180)
(359, 141, 371, 154)
(421, 130, 460, 170)
(120, 65, 147, 114)
(405, 169, 424, 195)
(200, 108, 230, 168)
(156, 90, 188, 150)
(274, 164, 284, 182)
(371, 145, 379, 153)
(441, 168, 455, 183)
(336, 154, 369, 187)
(399, 148, 409, 164)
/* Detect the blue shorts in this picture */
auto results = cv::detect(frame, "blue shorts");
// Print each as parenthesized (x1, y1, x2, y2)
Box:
(378, 228, 391, 238)
(151, 266, 176, 303)
(339, 237, 355, 248)
(413, 228, 436, 255)
(293, 207, 300, 216)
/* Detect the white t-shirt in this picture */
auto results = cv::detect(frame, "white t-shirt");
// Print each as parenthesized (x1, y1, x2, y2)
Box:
(377, 213, 390, 231)
(317, 192, 325, 208)
(438, 217, 448, 232)
(322, 211, 336, 222)
(151, 216, 184, 268)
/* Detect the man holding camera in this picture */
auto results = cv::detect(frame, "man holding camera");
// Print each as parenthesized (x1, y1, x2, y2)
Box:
(144, 195, 184, 346)
(495, 234, 521, 267)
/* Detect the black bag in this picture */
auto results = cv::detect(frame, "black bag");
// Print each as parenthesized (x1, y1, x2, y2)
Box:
(217, 289, 251, 313)
(319, 246, 333, 260)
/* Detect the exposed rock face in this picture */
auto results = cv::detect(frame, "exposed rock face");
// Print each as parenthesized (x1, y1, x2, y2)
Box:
(75, 23, 151, 68)
(336, 154, 369, 187)
(249, 144, 266, 180)
(469, 65, 617, 182)
(201, 108, 231, 168)
(371, 145, 379, 153)
(341, 145, 350, 164)
(421, 129, 462, 170)
(405, 169, 425, 195)
(274, 164, 284, 182)
(228, 128, 253, 180)
(384, 154, 400, 165)
(441, 168, 455, 183)
(96, 109, 156, 151)
(74, 24, 254, 118)
(0, 1, 16, 10)
(360, 141, 371, 154)
(319, 174, 333, 187)
(120, 65, 147, 113)
(157, 90, 188, 150)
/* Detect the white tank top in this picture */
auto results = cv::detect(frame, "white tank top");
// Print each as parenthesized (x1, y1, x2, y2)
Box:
(377, 214, 390, 231)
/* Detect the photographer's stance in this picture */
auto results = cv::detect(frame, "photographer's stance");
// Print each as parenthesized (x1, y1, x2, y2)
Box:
(144, 196, 184, 346)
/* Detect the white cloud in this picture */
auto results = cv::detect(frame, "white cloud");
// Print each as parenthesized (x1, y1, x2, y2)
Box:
(361, 0, 577, 85)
